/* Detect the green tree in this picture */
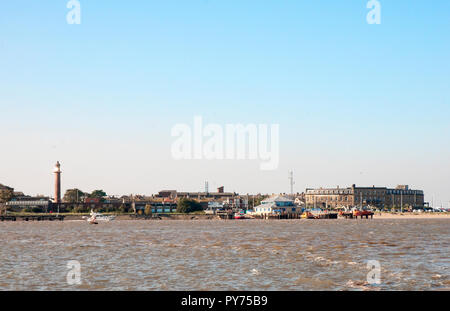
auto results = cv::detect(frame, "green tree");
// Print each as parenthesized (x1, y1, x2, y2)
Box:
(63, 189, 85, 203)
(0, 189, 13, 203)
(0, 188, 13, 215)
(89, 190, 107, 201)
(176, 198, 203, 213)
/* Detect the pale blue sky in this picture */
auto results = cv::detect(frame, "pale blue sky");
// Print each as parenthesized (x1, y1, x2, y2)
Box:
(0, 1, 449, 206)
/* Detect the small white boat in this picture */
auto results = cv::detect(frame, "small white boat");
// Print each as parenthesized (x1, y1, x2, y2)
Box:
(88, 215, 98, 225)
(234, 210, 250, 219)
(82, 210, 116, 223)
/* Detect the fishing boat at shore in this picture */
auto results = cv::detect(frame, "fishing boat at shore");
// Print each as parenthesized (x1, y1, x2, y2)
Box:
(301, 208, 338, 219)
(234, 210, 251, 219)
(353, 209, 374, 218)
(301, 211, 314, 219)
(338, 207, 374, 219)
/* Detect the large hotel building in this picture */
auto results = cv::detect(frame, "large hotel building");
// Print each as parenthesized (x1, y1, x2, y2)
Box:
(305, 184, 424, 209)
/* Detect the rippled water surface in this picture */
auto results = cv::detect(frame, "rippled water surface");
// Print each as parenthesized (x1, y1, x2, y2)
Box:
(0, 219, 449, 290)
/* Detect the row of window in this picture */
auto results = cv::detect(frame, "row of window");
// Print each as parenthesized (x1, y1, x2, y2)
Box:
(307, 190, 352, 195)
(307, 195, 419, 202)
(6, 201, 50, 206)
(307, 196, 352, 201)
(136, 208, 174, 213)
(255, 207, 296, 212)
(308, 189, 424, 196)
(386, 190, 423, 195)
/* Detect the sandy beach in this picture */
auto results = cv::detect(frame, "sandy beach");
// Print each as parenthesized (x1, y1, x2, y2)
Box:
(374, 212, 450, 219)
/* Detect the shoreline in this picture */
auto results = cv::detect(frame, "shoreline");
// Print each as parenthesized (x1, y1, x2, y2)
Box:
(2, 212, 449, 221)
(372, 212, 450, 219)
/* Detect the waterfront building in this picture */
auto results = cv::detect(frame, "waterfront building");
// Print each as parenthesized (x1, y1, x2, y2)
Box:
(133, 198, 178, 213)
(204, 201, 224, 214)
(385, 185, 425, 209)
(6, 196, 52, 211)
(221, 197, 248, 209)
(253, 195, 297, 215)
(305, 184, 424, 209)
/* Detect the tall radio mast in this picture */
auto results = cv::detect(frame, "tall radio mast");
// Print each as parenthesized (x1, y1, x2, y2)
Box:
(289, 170, 295, 196)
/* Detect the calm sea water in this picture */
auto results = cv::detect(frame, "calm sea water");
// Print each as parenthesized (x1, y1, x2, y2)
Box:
(0, 219, 448, 291)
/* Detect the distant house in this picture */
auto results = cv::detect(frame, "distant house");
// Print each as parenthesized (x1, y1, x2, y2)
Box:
(253, 195, 297, 215)
(221, 197, 248, 209)
(134, 201, 177, 213)
(156, 188, 236, 200)
(205, 201, 225, 214)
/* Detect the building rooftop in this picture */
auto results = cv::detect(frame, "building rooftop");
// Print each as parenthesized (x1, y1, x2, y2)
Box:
(262, 195, 294, 203)
(0, 183, 14, 191)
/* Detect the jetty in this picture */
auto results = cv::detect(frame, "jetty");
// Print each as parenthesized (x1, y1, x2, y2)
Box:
(259, 213, 304, 220)
(339, 211, 374, 219)
(216, 210, 234, 219)
(0, 215, 65, 222)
